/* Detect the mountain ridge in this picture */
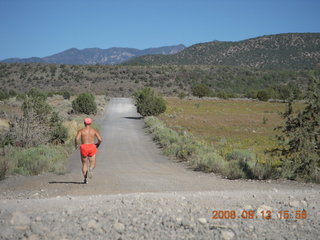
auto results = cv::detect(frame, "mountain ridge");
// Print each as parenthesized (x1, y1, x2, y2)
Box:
(1, 44, 186, 65)
(126, 33, 320, 69)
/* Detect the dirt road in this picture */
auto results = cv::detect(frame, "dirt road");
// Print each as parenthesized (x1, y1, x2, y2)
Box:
(1, 98, 319, 239)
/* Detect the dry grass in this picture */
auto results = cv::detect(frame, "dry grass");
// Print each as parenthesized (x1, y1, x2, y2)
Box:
(0, 94, 108, 178)
(159, 98, 306, 161)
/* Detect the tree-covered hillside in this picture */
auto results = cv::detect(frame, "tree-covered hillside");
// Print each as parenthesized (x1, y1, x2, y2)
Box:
(126, 33, 320, 69)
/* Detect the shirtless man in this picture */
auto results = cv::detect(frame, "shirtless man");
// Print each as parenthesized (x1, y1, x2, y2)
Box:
(75, 118, 102, 184)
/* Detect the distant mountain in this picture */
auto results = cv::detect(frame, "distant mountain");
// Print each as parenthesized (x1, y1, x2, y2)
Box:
(126, 33, 320, 69)
(1, 44, 186, 65)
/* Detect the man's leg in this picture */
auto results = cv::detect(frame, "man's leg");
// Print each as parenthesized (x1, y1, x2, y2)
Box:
(88, 155, 96, 170)
(87, 155, 96, 179)
(81, 155, 88, 180)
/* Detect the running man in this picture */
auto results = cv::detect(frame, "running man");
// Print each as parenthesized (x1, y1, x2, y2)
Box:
(75, 118, 102, 184)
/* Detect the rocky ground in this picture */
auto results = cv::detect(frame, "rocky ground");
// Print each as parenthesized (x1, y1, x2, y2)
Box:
(1, 190, 319, 240)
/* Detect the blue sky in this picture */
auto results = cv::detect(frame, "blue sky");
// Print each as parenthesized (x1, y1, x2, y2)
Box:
(0, 0, 319, 59)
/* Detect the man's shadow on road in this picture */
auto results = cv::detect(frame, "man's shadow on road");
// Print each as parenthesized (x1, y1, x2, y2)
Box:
(48, 181, 85, 185)
(123, 117, 143, 120)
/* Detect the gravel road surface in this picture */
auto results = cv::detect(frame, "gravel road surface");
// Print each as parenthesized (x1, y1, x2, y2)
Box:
(1, 98, 319, 239)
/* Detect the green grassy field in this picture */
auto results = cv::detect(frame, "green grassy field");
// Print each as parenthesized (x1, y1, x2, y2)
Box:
(159, 98, 305, 163)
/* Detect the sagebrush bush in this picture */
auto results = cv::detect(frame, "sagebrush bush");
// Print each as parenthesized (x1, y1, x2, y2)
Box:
(50, 124, 68, 144)
(9, 145, 69, 176)
(145, 116, 278, 180)
(72, 93, 97, 115)
(191, 149, 227, 174)
(252, 162, 275, 180)
(0, 157, 8, 180)
(226, 149, 255, 162)
(62, 91, 71, 100)
(145, 116, 230, 176)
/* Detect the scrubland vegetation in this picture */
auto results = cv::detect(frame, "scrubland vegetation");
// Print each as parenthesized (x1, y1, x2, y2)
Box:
(0, 89, 107, 180)
(0, 59, 319, 183)
(1, 62, 319, 98)
(146, 77, 319, 182)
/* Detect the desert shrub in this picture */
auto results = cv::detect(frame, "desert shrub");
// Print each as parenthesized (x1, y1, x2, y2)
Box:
(50, 124, 68, 144)
(0, 89, 17, 100)
(0, 157, 8, 180)
(273, 83, 302, 100)
(145, 116, 230, 176)
(245, 89, 258, 99)
(72, 93, 97, 115)
(225, 160, 246, 179)
(226, 149, 255, 162)
(62, 91, 71, 100)
(9, 89, 17, 97)
(133, 87, 166, 117)
(178, 92, 187, 99)
(191, 147, 227, 174)
(63, 120, 83, 143)
(257, 90, 271, 101)
(49, 112, 68, 144)
(252, 162, 276, 180)
(191, 84, 212, 98)
(217, 91, 235, 99)
(9, 145, 68, 176)
(27, 88, 48, 101)
(9, 93, 52, 147)
(0, 89, 10, 101)
(225, 150, 255, 178)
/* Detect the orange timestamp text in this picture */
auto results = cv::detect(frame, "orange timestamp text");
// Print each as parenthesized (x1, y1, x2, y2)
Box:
(212, 210, 308, 220)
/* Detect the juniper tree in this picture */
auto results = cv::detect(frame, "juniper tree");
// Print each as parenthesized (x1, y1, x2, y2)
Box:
(133, 87, 166, 117)
(276, 76, 320, 182)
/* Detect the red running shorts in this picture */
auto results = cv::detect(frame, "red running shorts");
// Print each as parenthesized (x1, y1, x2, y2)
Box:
(80, 144, 97, 157)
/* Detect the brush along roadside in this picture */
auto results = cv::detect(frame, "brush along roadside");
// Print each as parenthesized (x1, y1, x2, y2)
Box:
(145, 116, 276, 180)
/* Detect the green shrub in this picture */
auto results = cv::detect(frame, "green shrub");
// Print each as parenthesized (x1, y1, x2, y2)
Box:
(145, 116, 229, 176)
(62, 91, 71, 100)
(72, 93, 97, 115)
(252, 162, 275, 180)
(27, 88, 48, 101)
(245, 89, 258, 99)
(191, 148, 227, 174)
(0, 89, 10, 101)
(0, 157, 8, 180)
(10, 94, 52, 147)
(145, 116, 280, 180)
(257, 90, 271, 101)
(226, 149, 255, 162)
(217, 91, 235, 99)
(133, 87, 166, 117)
(191, 84, 212, 98)
(178, 92, 187, 99)
(50, 124, 68, 144)
(9, 145, 68, 176)
(225, 160, 246, 179)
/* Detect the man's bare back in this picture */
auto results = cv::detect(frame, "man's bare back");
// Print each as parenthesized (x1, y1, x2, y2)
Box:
(76, 126, 102, 145)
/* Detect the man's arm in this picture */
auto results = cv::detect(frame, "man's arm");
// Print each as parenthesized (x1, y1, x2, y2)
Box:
(75, 130, 81, 149)
(95, 130, 102, 148)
